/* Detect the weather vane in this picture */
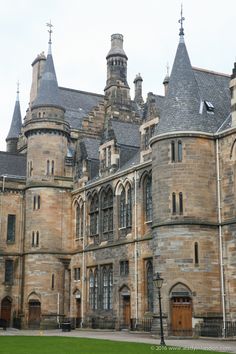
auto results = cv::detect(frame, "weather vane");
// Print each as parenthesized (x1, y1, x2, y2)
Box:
(46, 20, 53, 44)
(178, 4, 185, 36)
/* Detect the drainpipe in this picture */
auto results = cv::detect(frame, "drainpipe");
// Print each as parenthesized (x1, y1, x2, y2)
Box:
(134, 171, 138, 326)
(216, 138, 226, 337)
(81, 191, 86, 328)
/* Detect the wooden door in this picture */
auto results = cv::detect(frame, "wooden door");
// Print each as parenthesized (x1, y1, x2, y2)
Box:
(1, 297, 12, 327)
(76, 299, 81, 327)
(28, 300, 41, 329)
(171, 297, 192, 336)
(123, 296, 131, 328)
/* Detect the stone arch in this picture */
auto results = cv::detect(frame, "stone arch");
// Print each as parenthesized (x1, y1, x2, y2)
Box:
(119, 285, 131, 329)
(230, 139, 236, 159)
(169, 282, 193, 336)
(1, 296, 12, 327)
(27, 292, 41, 329)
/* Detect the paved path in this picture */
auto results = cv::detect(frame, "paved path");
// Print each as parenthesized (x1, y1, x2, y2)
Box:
(0, 329, 235, 353)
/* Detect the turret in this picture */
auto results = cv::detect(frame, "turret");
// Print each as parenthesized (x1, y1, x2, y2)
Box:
(104, 34, 130, 105)
(133, 73, 143, 105)
(230, 62, 236, 127)
(6, 84, 22, 153)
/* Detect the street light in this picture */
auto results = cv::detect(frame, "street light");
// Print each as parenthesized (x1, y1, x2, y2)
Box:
(153, 272, 166, 346)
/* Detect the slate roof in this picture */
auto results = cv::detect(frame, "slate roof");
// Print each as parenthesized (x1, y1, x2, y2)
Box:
(59, 87, 103, 130)
(111, 120, 140, 147)
(82, 137, 101, 160)
(156, 37, 231, 135)
(32, 51, 64, 110)
(6, 98, 22, 140)
(0, 152, 26, 177)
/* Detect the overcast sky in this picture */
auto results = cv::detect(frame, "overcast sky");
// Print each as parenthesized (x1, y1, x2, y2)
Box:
(0, 0, 235, 151)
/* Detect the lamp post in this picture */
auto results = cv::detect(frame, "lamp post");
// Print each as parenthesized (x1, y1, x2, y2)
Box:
(153, 272, 165, 346)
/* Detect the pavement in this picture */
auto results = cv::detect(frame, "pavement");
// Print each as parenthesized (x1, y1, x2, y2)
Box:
(0, 328, 236, 353)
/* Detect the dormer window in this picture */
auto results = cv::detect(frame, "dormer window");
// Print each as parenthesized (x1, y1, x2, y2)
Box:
(204, 101, 214, 114)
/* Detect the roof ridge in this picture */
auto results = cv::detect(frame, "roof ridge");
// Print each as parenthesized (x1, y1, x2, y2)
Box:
(193, 66, 230, 78)
(59, 86, 104, 98)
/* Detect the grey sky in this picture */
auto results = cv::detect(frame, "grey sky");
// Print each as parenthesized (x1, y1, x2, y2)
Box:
(0, 0, 235, 151)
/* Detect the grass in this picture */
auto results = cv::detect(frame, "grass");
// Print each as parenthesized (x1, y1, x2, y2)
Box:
(0, 336, 229, 354)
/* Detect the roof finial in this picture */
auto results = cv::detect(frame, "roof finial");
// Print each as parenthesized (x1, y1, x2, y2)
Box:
(178, 3, 185, 40)
(46, 20, 53, 54)
(16, 80, 20, 101)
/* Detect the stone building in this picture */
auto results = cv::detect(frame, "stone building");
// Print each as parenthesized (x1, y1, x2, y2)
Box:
(0, 16, 236, 336)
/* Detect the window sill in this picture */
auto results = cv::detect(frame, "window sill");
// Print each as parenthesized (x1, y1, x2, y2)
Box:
(144, 220, 152, 224)
(6, 241, 15, 245)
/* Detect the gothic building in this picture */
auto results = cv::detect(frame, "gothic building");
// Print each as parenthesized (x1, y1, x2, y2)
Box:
(0, 17, 236, 336)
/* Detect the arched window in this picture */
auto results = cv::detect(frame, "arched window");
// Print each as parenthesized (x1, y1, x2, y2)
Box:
(146, 260, 153, 312)
(145, 176, 152, 222)
(51, 274, 55, 290)
(126, 185, 132, 227)
(102, 189, 113, 240)
(94, 269, 98, 310)
(119, 188, 126, 228)
(90, 194, 99, 236)
(76, 203, 84, 239)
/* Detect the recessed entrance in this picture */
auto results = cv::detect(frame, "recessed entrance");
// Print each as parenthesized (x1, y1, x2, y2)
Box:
(122, 295, 131, 329)
(28, 300, 41, 329)
(170, 283, 192, 336)
(1, 297, 12, 327)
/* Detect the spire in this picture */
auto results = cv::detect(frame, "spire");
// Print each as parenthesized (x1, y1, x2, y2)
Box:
(156, 17, 208, 135)
(178, 4, 185, 43)
(32, 22, 65, 111)
(6, 83, 22, 141)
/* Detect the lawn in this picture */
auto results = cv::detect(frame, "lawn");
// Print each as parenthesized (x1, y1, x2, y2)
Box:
(0, 336, 229, 354)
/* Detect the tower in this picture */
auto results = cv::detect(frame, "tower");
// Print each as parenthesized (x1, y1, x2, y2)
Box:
(22, 24, 72, 328)
(104, 34, 130, 107)
(150, 9, 221, 334)
(6, 83, 22, 153)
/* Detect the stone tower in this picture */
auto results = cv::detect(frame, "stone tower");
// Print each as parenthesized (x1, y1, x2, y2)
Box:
(22, 29, 73, 328)
(229, 61, 236, 127)
(150, 15, 221, 332)
(104, 34, 130, 107)
(6, 84, 22, 153)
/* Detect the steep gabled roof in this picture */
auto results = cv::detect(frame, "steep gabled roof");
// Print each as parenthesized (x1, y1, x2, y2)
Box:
(111, 120, 140, 147)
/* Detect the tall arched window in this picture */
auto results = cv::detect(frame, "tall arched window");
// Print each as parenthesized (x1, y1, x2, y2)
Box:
(90, 194, 99, 236)
(194, 242, 199, 265)
(172, 193, 176, 214)
(145, 176, 152, 222)
(126, 185, 132, 227)
(179, 192, 183, 214)
(178, 141, 182, 162)
(76, 202, 84, 239)
(94, 268, 98, 310)
(119, 188, 126, 228)
(102, 188, 113, 240)
(146, 260, 153, 312)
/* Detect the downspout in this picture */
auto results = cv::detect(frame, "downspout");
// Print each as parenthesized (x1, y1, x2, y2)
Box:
(81, 190, 86, 328)
(216, 138, 226, 337)
(134, 171, 138, 326)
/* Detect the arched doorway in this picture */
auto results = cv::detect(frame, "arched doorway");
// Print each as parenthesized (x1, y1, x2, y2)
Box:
(1, 297, 12, 327)
(28, 300, 41, 329)
(119, 285, 131, 329)
(170, 283, 192, 336)
(74, 289, 81, 328)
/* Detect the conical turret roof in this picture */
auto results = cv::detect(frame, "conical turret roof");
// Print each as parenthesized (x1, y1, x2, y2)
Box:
(156, 36, 208, 135)
(32, 45, 65, 111)
(6, 89, 22, 140)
